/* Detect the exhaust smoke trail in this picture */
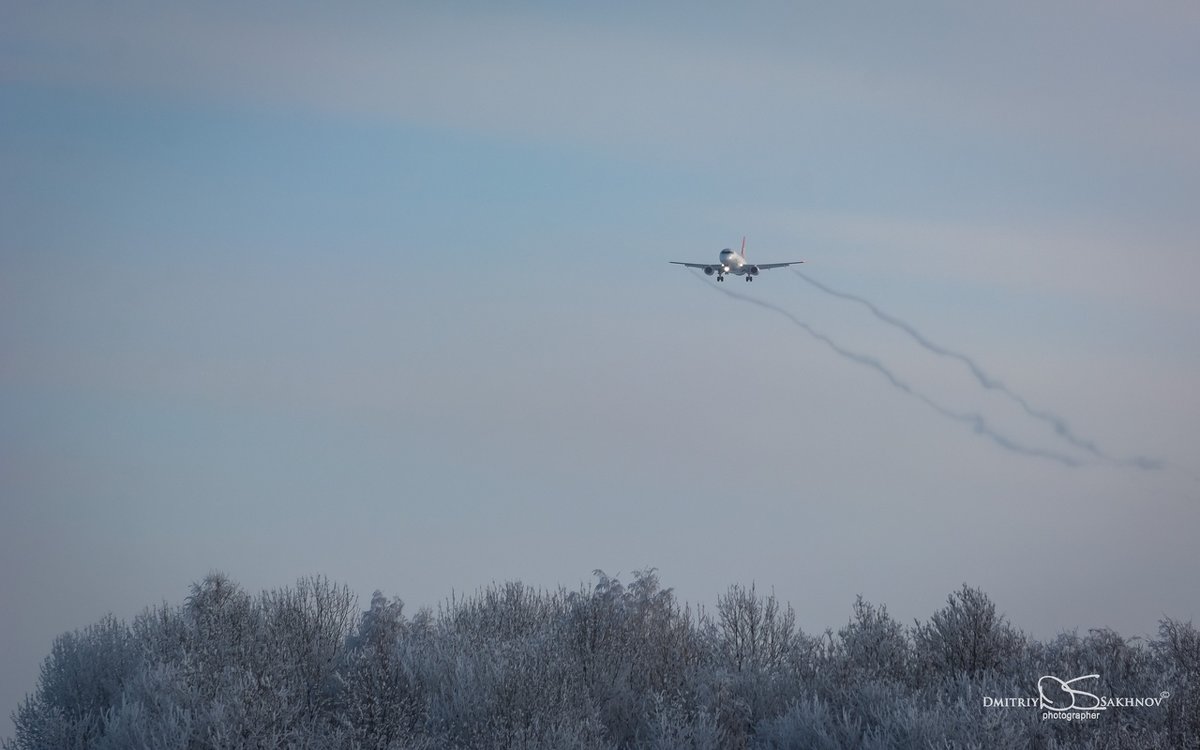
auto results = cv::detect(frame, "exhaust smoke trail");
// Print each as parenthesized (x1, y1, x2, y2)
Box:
(790, 269, 1162, 471)
(696, 274, 1083, 467)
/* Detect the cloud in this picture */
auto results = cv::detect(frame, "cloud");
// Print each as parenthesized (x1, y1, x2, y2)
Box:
(755, 209, 1200, 323)
(0, 5, 839, 155)
(3, 3, 1197, 168)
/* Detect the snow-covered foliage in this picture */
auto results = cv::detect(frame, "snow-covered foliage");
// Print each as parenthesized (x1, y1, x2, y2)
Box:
(5, 572, 1196, 749)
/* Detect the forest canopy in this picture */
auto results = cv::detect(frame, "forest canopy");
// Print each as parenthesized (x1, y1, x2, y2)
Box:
(6, 571, 1198, 749)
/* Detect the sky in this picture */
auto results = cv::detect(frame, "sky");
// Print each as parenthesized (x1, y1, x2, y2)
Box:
(2, 1, 1199, 736)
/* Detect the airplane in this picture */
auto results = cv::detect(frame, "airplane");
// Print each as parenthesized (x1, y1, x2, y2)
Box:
(670, 237, 803, 281)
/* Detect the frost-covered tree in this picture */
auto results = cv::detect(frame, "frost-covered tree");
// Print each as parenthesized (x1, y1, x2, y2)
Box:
(913, 584, 1022, 680)
(562, 569, 695, 746)
(340, 590, 422, 747)
(694, 583, 805, 746)
(1154, 617, 1200, 748)
(9, 615, 136, 750)
(834, 596, 910, 684)
(711, 583, 797, 677)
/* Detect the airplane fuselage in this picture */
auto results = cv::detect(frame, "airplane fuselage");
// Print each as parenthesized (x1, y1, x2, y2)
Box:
(710, 249, 759, 280)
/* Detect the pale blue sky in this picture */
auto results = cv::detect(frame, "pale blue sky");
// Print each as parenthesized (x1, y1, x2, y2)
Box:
(3, 2, 1199, 735)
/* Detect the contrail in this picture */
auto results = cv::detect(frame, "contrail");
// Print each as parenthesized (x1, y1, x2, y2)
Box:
(696, 274, 1083, 467)
(791, 269, 1161, 471)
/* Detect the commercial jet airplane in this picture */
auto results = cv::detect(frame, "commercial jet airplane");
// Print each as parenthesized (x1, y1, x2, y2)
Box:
(670, 238, 803, 281)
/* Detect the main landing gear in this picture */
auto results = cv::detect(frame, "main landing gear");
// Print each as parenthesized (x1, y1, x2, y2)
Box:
(745, 275, 753, 282)
(716, 275, 725, 282)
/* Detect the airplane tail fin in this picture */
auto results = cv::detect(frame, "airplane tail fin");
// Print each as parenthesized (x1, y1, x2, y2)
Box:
(741, 236, 746, 258)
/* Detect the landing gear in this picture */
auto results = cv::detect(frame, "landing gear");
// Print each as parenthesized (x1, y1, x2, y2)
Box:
(745, 275, 753, 282)
(717, 275, 725, 282)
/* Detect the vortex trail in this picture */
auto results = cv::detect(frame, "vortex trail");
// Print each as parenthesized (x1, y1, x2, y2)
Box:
(696, 274, 1083, 468)
(791, 269, 1161, 471)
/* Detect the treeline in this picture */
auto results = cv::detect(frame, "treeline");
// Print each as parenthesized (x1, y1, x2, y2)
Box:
(6, 570, 1198, 749)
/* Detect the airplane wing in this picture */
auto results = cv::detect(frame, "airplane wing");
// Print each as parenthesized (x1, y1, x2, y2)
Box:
(754, 261, 804, 269)
(669, 262, 714, 268)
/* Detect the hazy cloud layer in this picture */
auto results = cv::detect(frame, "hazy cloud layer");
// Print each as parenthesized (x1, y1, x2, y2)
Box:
(3, 3, 1198, 167)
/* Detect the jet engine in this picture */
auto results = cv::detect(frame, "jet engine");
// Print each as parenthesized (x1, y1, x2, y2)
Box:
(747, 265, 760, 276)
(703, 266, 715, 276)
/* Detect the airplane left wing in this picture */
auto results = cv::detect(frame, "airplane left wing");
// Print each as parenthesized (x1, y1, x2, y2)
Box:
(754, 261, 804, 269)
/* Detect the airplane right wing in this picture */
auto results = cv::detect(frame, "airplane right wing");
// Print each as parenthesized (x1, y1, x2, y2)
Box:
(669, 262, 714, 269)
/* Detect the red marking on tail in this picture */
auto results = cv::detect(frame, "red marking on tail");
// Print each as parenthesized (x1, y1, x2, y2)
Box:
(741, 236, 746, 257)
